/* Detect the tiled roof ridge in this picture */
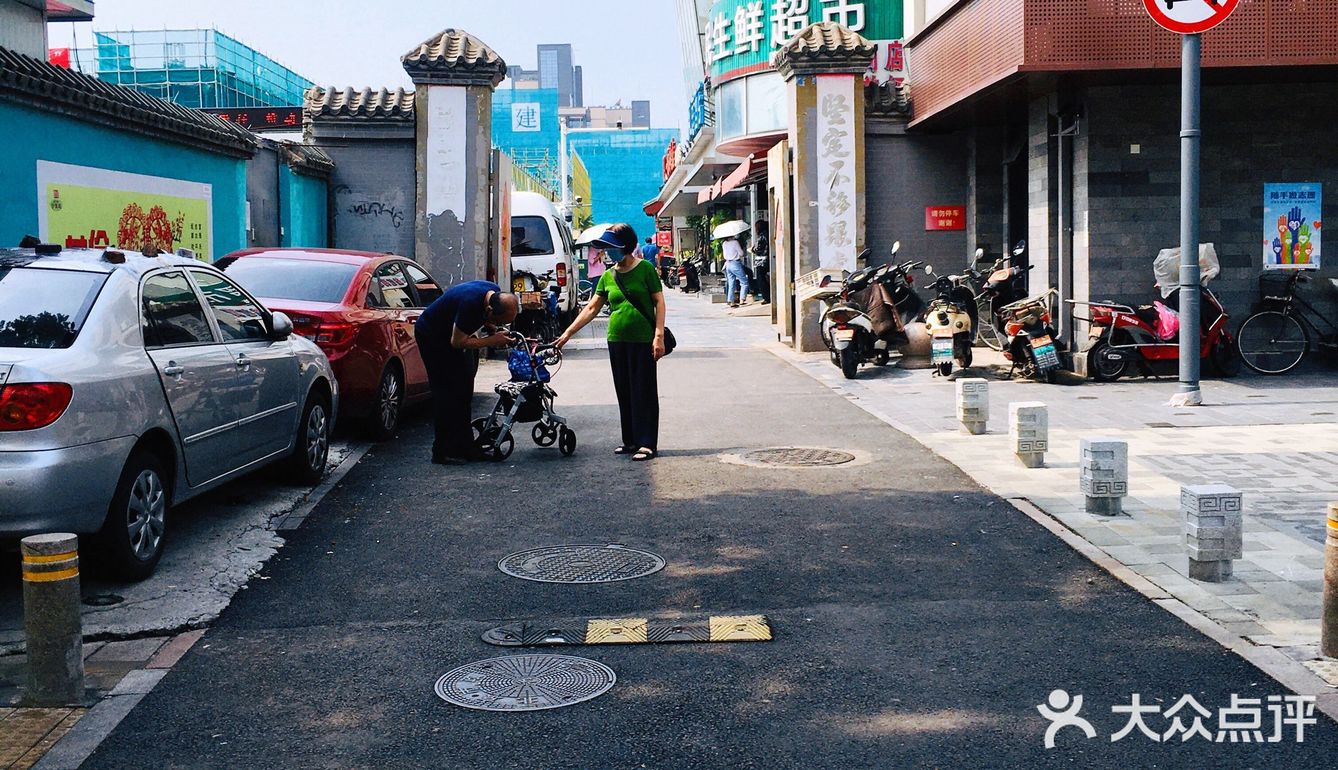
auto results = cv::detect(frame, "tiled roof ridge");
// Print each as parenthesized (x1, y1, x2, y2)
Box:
(303, 86, 416, 123)
(0, 44, 256, 158)
(400, 28, 507, 86)
(775, 22, 877, 78)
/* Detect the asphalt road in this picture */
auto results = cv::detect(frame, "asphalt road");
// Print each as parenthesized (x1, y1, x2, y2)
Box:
(83, 328, 1338, 768)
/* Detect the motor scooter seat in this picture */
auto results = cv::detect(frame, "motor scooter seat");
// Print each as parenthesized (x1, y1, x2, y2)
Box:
(1134, 305, 1161, 328)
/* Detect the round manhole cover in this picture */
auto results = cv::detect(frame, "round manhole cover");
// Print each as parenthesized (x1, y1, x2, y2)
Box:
(741, 447, 857, 467)
(498, 544, 665, 584)
(434, 655, 616, 712)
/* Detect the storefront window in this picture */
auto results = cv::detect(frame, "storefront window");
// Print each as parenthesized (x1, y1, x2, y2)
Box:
(718, 78, 746, 140)
(745, 72, 786, 135)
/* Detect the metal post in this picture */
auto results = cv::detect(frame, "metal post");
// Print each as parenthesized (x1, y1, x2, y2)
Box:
(21, 533, 84, 706)
(559, 121, 570, 210)
(1178, 33, 1203, 404)
(1323, 503, 1338, 658)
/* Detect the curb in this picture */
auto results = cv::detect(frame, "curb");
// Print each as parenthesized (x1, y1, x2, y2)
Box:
(759, 337, 1338, 722)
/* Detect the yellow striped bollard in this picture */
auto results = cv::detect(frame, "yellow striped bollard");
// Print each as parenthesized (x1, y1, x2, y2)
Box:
(1324, 505, 1338, 659)
(21, 533, 85, 706)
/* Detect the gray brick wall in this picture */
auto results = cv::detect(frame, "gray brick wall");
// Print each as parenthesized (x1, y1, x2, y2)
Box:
(245, 144, 280, 248)
(865, 124, 970, 278)
(315, 139, 416, 258)
(1080, 83, 1338, 322)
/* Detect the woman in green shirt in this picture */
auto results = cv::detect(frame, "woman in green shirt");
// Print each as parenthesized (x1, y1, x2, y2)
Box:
(555, 224, 666, 461)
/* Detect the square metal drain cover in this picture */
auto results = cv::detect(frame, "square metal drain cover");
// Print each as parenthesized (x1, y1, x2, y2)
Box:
(1304, 658, 1338, 687)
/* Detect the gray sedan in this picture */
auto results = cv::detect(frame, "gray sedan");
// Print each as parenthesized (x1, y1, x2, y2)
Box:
(0, 246, 338, 580)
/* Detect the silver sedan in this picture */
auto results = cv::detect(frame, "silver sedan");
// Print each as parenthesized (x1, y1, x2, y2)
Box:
(0, 246, 338, 580)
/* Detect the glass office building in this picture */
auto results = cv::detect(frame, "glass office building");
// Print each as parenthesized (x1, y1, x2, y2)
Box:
(69, 29, 312, 109)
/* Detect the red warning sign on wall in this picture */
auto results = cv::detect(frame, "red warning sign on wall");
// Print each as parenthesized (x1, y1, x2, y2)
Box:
(925, 206, 966, 232)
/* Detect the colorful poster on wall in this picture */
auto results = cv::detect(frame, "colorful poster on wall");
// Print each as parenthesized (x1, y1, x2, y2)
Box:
(1263, 183, 1322, 270)
(36, 161, 213, 259)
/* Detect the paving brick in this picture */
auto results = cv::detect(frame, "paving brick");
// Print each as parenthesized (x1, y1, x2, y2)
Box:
(85, 638, 167, 665)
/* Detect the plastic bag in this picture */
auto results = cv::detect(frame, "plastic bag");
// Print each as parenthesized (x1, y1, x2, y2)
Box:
(1153, 301, 1180, 341)
(1153, 244, 1219, 298)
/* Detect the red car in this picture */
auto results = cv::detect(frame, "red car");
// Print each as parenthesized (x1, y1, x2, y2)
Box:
(218, 248, 444, 439)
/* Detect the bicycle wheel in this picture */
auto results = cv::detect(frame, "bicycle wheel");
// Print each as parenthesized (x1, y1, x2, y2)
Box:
(1237, 311, 1309, 375)
(975, 297, 1004, 351)
(576, 280, 595, 304)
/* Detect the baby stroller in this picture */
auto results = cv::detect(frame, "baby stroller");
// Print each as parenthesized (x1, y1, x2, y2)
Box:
(472, 332, 576, 461)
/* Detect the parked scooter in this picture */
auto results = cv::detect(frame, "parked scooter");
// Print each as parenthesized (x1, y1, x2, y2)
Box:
(678, 252, 702, 293)
(922, 265, 978, 376)
(1000, 289, 1064, 382)
(817, 242, 925, 379)
(969, 240, 1031, 351)
(1068, 248, 1239, 381)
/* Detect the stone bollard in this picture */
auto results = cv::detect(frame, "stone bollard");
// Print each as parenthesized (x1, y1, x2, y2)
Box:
(1181, 485, 1244, 583)
(956, 378, 989, 435)
(1080, 438, 1128, 516)
(1009, 402, 1049, 468)
(21, 533, 84, 706)
(1323, 504, 1338, 658)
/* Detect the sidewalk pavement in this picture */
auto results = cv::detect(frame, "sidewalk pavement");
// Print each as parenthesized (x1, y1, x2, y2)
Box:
(0, 631, 203, 769)
(688, 294, 1338, 703)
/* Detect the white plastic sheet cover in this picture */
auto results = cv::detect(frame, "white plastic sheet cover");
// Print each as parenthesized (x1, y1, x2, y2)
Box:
(1154, 243, 1220, 298)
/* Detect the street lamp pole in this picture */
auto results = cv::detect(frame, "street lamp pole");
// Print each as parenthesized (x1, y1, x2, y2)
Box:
(1178, 32, 1202, 405)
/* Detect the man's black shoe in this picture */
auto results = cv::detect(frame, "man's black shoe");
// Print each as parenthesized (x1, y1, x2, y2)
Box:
(432, 455, 469, 466)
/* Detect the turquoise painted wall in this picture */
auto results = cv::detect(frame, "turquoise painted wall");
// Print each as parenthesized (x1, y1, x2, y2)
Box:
(0, 100, 248, 260)
(280, 167, 328, 248)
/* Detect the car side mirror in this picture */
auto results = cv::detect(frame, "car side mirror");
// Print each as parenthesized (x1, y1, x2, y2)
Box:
(269, 311, 294, 340)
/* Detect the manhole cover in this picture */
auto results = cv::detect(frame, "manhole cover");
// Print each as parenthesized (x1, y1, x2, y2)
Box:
(434, 654, 615, 711)
(498, 544, 665, 584)
(741, 447, 857, 467)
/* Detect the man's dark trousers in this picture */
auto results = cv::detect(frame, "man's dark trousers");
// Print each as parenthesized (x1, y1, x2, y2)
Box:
(416, 327, 478, 461)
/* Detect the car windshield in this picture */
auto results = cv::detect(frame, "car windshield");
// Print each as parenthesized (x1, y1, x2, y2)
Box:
(0, 267, 106, 349)
(512, 216, 555, 256)
(221, 257, 358, 303)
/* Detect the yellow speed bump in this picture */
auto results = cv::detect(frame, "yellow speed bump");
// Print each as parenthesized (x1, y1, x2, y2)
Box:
(483, 615, 774, 647)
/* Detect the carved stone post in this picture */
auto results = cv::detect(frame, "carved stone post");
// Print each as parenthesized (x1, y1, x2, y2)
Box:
(402, 29, 506, 286)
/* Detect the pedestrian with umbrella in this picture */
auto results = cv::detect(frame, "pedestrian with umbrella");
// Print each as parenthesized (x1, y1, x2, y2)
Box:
(715, 220, 751, 307)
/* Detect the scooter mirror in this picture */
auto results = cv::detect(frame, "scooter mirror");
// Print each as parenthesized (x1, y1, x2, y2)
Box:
(924, 264, 934, 276)
(974, 248, 985, 260)
(1013, 240, 1027, 256)
(858, 247, 872, 261)
(891, 241, 901, 255)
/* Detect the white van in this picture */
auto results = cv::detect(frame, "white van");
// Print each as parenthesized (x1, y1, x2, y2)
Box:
(509, 192, 578, 321)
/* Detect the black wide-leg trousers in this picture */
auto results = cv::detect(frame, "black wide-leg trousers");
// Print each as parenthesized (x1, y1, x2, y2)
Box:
(607, 341, 659, 452)
(416, 328, 478, 461)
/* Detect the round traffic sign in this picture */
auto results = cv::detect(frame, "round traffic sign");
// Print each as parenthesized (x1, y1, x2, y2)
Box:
(1142, 0, 1241, 35)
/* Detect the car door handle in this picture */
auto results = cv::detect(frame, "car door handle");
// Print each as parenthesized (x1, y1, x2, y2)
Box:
(235, 355, 251, 369)
(162, 363, 185, 377)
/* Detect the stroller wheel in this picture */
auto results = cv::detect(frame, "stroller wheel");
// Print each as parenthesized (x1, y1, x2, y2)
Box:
(533, 422, 558, 447)
(491, 431, 515, 462)
(558, 426, 577, 457)
(471, 417, 489, 443)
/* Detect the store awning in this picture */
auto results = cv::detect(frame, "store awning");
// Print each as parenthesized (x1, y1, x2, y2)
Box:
(695, 155, 766, 205)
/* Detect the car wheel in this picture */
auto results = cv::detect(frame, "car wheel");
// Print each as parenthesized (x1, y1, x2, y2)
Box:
(96, 450, 169, 582)
(368, 365, 403, 441)
(286, 392, 331, 485)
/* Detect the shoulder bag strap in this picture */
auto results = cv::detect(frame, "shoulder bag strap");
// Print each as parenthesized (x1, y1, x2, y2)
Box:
(612, 265, 657, 329)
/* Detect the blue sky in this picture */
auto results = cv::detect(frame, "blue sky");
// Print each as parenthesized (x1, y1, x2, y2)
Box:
(48, 0, 689, 131)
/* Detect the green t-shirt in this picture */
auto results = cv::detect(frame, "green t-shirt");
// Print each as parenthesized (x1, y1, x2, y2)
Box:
(597, 259, 663, 343)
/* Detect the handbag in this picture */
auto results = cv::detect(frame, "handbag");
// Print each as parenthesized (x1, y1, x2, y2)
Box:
(612, 265, 676, 356)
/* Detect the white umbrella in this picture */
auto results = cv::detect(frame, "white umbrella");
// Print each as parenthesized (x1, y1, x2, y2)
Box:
(575, 223, 614, 247)
(712, 220, 750, 240)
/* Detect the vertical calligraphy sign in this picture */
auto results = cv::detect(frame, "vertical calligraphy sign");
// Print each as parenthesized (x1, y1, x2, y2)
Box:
(425, 86, 468, 226)
(815, 75, 858, 271)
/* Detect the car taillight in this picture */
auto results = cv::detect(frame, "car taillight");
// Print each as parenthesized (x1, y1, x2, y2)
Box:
(555, 262, 568, 287)
(0, 383, 73, 431)
(313, 322, 357, 349)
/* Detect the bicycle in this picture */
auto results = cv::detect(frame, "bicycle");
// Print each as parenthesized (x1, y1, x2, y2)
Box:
(1236, 271, 1338, 374)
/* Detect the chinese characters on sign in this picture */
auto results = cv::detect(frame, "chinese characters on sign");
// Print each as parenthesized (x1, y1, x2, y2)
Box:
(1263, 183, 1322, 270)
(815, 75, 857, 270)
(511, 102, 541, 133)
(925, 206, 966, 231)
(203, 107, 302, 132)
(865, 40, 907, 87)
(37, 161, 213, 259)
(708, 0, 872, 63)
(1037, 690, 1317, 749)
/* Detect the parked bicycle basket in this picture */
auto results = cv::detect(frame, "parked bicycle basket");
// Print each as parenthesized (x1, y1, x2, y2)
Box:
(796, 267, 846, 304)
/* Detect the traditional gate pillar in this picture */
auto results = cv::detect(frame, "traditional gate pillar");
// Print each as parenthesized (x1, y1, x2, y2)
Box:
(402, 29, 506, 285)
(776, 23, 874, 352)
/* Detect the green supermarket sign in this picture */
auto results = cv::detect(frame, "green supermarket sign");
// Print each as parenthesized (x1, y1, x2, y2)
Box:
(706, 0, 905, 83)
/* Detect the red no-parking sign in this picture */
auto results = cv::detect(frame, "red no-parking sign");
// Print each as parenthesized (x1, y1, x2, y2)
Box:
(1143, 0, 1241, 35)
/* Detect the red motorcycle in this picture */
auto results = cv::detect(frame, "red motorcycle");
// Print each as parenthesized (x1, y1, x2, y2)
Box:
(1070, 287, 1240, 382)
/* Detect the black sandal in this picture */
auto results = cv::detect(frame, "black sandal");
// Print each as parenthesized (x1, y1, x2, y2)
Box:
(614, 446, 634, 455)
(632, 448, 656, 461)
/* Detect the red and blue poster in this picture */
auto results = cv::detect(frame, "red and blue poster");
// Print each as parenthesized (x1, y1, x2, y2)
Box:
(1264, 183, 1322, 270)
